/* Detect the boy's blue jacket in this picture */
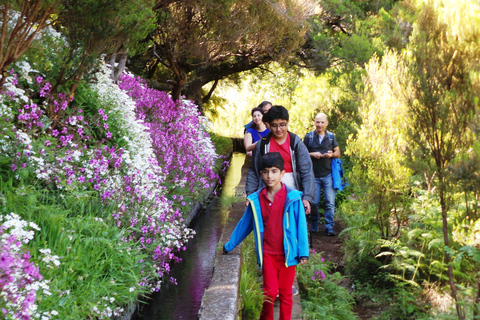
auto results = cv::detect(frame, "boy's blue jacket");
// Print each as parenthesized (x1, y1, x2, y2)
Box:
(224, 186, 309, 268)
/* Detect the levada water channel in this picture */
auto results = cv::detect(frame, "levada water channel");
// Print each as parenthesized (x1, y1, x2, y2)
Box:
(134, 152, 246, 320)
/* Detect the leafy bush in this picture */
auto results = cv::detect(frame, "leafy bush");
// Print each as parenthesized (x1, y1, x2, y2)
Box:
(0, 56, 221, 318)
(297, 251, 358, 319)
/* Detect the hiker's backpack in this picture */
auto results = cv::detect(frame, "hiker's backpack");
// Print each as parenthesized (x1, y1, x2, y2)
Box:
(305, 130, 333, 149)
(305, 130, 348, 191)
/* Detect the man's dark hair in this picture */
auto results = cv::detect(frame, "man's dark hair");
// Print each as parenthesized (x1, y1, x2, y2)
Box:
(257, 100, 272, 110)
(260, 152, 284, 171)
(262, 105, 289, 124)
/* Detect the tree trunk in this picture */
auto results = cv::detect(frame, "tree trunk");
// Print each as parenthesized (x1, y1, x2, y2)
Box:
(438, 173, 465, 320)
(475, 272, 480, 319)
(109, 52, 128, 83)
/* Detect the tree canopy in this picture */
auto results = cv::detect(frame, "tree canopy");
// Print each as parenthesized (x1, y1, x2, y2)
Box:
(129, 0, 313, 109)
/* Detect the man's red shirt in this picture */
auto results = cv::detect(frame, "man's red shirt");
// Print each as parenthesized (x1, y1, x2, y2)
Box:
(269, 134, 293, 173)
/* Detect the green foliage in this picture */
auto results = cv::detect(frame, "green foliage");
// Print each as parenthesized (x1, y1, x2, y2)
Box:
(0, 0, 63, 85)
(136, 0, 311, 102)
(345, 51, 413, 240)
(297, 251, 358, 319)
(238, 234, 263, 320)
(210, 132, 232, 159)
(301, 0, 406, 75)
(0, 177, 150, 318)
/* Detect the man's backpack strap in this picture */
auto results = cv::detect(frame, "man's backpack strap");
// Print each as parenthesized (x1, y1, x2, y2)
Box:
(289, 131, 296, 151)
(306, 130, 315, 148)
(259, 132, 273, 157)
(327, 131, 334, 150)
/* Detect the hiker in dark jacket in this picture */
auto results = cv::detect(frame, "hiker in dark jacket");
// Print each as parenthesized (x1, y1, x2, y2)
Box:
(246, 105, 315, 215)
(303, 112, 341, 236)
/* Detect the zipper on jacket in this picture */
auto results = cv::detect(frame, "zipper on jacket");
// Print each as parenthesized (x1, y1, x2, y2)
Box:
(250, 199, 263, 268)
(284, 211, 290, 267)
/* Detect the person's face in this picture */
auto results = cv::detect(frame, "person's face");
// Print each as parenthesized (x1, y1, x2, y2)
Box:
(314, 114, 328, 134)
(269, 119, 289, 140)
(262, 103, 272, 114)
(260, 167, 284, 188)
(252, 111, 263, 125)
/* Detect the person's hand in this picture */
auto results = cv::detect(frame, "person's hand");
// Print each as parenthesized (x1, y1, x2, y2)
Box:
(316, 152, 322, 159)
(326, 150, 333, 158)
(222, 246, 228, 255)
(245, 199, 249, 207)
(303, 200, 311, 215)
(300, 258, 308, 265)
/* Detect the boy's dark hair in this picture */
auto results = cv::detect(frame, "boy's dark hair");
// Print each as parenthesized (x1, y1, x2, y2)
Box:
(260, 152, 284, 171)
(262, 105, 289, 123)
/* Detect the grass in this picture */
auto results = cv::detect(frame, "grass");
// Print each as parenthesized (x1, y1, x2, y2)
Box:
(210, 132, 233, 158)
(238, 234, 263, 319)
(0, 178, 150, 318)
(220, 194, 243, 208)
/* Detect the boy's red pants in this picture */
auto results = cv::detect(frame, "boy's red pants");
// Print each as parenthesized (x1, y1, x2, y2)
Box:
(260, 253, 296, 320)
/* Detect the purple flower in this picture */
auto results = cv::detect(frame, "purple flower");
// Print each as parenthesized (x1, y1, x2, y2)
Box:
(0, 251, 14, 268)
(45, 140, 51, 146)
(11, 164, 17, 172)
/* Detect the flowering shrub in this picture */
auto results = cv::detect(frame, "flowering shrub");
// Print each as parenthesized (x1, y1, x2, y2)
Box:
(0, 57, 221, 318)
(118, 73, 218, 198)
(0, 213, 56, 320)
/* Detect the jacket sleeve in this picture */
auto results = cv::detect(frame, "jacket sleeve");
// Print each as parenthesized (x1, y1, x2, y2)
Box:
(224, 205, 254, 252)
(295, 138, 315, 203)
(295, 200, 310, 259)
(245, 143, 261, 196)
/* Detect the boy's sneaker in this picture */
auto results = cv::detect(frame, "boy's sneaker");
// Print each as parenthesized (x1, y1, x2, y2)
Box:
(292, 285, 298, 295)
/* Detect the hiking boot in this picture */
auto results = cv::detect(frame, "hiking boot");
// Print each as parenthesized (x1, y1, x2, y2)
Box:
(326, 230, 336, 236)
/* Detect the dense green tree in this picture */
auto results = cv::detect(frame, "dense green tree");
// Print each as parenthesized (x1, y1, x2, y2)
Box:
(0, 0, 62, 86)
(398, 1, 480, 317)
(131, 0, 312, 110)
(296, 0, 412, 74)
(51, 0, 156, 93)
(1, 0, 156, 93)
(347, 51, 412, 240)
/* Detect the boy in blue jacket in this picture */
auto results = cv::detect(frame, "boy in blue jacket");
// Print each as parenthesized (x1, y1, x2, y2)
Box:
(223, 152, 309, 320)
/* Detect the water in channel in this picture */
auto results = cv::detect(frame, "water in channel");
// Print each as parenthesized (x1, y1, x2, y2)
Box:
(139, 152, 245, 320)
